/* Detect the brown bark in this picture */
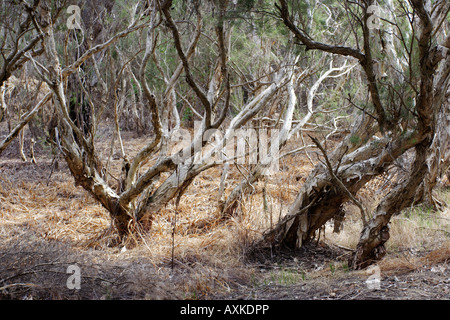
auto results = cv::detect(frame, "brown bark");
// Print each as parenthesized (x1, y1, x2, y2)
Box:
(260, 113, 378, 249)
(415, 97, 450, 209)
(31, 0, 238, 241)
(350, 139, 431, 269)
(34, 4, 148, 240)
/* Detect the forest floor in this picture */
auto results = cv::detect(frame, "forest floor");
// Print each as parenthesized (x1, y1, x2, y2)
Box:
(0, 123, 449, 300)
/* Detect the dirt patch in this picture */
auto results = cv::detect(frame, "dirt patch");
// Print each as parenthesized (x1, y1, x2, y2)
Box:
(228, 265, 449, 300)
(1, 229, 448, 300)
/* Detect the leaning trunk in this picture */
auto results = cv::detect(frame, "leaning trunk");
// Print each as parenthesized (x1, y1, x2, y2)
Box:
(260, 113, 377, 248)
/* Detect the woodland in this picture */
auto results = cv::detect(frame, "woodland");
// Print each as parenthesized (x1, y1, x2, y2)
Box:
(0, 0, 449, 300)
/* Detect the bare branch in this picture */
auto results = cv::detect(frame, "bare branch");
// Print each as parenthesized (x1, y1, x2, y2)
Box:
(162, 1, 212, 128)
(276, 0, 365, 61)
(309, 135, 368, 226)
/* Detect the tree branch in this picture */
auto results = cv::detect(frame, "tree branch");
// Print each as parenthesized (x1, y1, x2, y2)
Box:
(276, 0, 365, 61)
(276, 0, 388, 132)
(162, 0, 212, 128)
(0, 92, 52, 155)
(309, 135, 368, 226)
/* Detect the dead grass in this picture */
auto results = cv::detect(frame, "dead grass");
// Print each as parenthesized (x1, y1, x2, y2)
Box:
(377, 241, 450, 275)
(0, 169, 111, 245)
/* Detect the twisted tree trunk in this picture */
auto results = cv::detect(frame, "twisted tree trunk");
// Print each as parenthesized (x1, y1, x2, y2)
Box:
(261, 113, 380, 249)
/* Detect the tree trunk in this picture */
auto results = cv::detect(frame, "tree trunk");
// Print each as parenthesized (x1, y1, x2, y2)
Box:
(221, 58, 355, 220)
(350, 139, 431, 269)
(259, 110, 426, 252)
(415, 96, 450, 209)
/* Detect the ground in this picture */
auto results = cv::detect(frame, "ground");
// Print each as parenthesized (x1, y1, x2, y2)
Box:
(0, 123, 449, 300)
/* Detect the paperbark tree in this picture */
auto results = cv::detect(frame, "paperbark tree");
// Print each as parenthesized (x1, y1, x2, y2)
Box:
(260, 0, 450, 269)
(25, 0, 296, 241)
(0, 0, 51, 88)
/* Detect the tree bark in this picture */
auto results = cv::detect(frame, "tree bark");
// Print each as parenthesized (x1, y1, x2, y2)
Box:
(260, 113, 378, 249)
(350, 139, 431, 269)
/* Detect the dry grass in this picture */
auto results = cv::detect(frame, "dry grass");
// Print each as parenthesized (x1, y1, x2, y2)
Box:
(377, 241, 450, 275)
(324, 176, 450, 253)
(0, 129, 319, 299)
(0, 169, 111, 245)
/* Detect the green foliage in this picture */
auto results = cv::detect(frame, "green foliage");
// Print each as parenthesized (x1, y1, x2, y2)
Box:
(341, 262, 350, 273)
(329, 262, 336, 274)
(182, 107, 193, 123)
(263, 267, 303, 286)
(350, 135, 361, 145)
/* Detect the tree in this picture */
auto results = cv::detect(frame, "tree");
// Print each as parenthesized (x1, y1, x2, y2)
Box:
(260, 0, 450, 269)
(24, 0, 300, 241)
